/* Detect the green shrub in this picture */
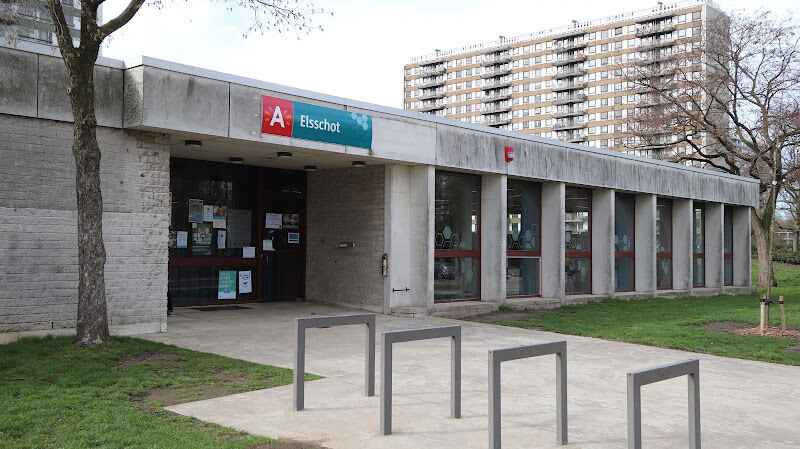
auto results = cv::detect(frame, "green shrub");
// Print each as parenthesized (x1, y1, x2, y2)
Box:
(773, 249, 800, 264)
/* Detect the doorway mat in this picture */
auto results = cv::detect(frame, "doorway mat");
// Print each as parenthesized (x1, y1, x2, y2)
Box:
(190, 305, 253, 312)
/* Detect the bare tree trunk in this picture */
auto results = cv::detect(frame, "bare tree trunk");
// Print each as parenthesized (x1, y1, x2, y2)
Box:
(794, 229, 799, 252)
(69, 59, 109, 346)
(752, 209, 776, 288)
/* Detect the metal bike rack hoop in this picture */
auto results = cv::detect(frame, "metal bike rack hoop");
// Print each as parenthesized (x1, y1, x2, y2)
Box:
(294, 313, 376, 411)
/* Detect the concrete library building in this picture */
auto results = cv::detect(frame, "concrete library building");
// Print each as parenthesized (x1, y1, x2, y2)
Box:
(0, 45, 758, 342)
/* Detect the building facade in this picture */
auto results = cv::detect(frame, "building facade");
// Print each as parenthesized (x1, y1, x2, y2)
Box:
(0, 0, 84, 50)
(0, 44, 757, 343)
(403, 0, 720, 161)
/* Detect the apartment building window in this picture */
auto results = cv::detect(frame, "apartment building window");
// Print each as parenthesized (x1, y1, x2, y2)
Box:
(601, 30, 609, 39)
(601, 43, 609, 52)
(615, 27, 623, 36)
(565, 187, 592, 294)
(693, 203, 705, 287)
(434, 171, 480, 301)
(615, 193, 635, 291)
(724, 208, 734, 286)
(507, 180, 541, 297)
(692, 11, 701, 21)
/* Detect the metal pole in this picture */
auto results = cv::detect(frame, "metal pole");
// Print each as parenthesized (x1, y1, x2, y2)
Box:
(627, 375, 641, 449)
(488, 351, 501, 449)
(688, 371, 701, 449)
(557, 347, 568, 445)
(366, 319, 376, 396)
(293, 320, 305, 411)
(380, 332, 392, 435)
(451, 331, 462, 419)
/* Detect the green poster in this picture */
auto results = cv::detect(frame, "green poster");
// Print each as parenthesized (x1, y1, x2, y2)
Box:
(218, 270, 237, 300)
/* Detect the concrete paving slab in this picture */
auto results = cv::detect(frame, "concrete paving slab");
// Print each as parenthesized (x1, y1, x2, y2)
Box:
(139, 302, 800, 449)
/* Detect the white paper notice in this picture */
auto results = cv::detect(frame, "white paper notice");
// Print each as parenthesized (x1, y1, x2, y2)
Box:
(238, 270, 252, 294)
(263, 239, 273, 251)
(203, 205, 214, 222)
(265, 213, 282, 229)
(176, 231, 188, 248)
(242, 246, 256, 258)
(217, 230, 226, 249)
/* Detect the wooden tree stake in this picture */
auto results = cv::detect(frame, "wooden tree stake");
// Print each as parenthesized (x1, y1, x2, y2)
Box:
(779, 296, 787, 332)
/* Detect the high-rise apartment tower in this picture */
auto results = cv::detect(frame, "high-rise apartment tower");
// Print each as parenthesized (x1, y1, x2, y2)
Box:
(403, 0, 722, 160)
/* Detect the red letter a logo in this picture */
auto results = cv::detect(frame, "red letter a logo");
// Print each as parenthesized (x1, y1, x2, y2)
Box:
(261, 96, 294, 137)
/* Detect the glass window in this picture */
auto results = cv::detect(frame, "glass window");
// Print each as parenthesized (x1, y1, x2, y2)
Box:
(615, 194, 635, 291)
(693, 204, 705, 287)
(724, 208, 733, 286)
(656, 198, 673, 289)
(435, 171, 480, 301)
(507, 180, 541, 297)
(565, 187, 591, 294)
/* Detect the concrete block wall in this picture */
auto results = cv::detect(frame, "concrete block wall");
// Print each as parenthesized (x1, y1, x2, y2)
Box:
(0, 114, 170, 343)
(306, 165, 385, 310)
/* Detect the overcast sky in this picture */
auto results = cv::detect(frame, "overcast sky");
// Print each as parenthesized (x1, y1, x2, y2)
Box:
(101, 0, 797, 109)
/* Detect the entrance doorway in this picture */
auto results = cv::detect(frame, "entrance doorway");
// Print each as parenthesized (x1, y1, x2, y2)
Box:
(168, 158, 305, 306)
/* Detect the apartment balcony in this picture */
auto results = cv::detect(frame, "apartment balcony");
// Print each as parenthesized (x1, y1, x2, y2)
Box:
(634, 65, 677, 79)
(552, 53, 587, 67)
(552, 107, 586, 118)
(636, 39, 675, 53)
(480, 102, 511, 114)
(553, 120, 586, 131)
(566, 134, 587, 143)
(558, 29, 586, 39)
(553, 68, 587, 80)
(635, 23, 675, 38)
(636, 97, 663, 107)
(482, 90, 511, 102)
(418, 101, 445, 112)
(483, 78, 512, 89)
(418, 89, 445, 101)
(552, 93, 587, 105)
(419, 65, 446, 76)
(420, 77, 446, 88)
(552, 80, 586, 92)
(552, 40, 587, 54)
(483, 43, 511, 54)
(480, 65, 511, 78)
(481, 54, 511, 66)
(485, 118, 511, 127)
(636, 11, 675, 24)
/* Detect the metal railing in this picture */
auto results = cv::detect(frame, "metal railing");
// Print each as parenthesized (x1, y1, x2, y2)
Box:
(381, 325, 462, 435)
(627, 359, 700, 449)
(293, 314, 376, 411)
(489, 341, 568, 448)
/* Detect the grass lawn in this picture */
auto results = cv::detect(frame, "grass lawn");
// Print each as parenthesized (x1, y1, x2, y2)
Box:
(0, 336, 323, 449)
(474, 261, 800, 366)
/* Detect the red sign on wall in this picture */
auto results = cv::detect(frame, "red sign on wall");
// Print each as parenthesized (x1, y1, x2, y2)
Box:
(261, 95, 294, 137)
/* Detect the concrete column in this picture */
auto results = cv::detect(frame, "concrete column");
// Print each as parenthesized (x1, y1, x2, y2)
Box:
(732, 206, 752, 287)
(384, 164, 434, 314)
(541, 182, 565, 299)
(481, 174, 507, 303)
(410, 165, 435, 313)
(673, 199, 693, 292)
(384, 164, 411, 314)
(705, 202, 724, 289)
(592, 188, 614, 296)
(635, 194, 657, 295)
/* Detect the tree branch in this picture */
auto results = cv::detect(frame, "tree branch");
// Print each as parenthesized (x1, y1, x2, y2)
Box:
(98, 0, 145, 38)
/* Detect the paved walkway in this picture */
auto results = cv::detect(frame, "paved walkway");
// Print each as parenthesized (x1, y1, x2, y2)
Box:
(139, 302, 800, 449)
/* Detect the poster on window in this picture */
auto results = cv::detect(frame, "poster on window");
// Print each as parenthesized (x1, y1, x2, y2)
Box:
(217, 229, 226, 249)
(203, 204, 214, 222)
(192, 222, 212, 255)
(218, 270, 237, 299)
(265, 212, 282, 229)
(188, 199, 204, 223)
(168, 231, 177, 248)
(283, 213, 300, 229)
(176, 231, 188, 248)
(213, 206, 228, 229)
(238, 270, 252, 294)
